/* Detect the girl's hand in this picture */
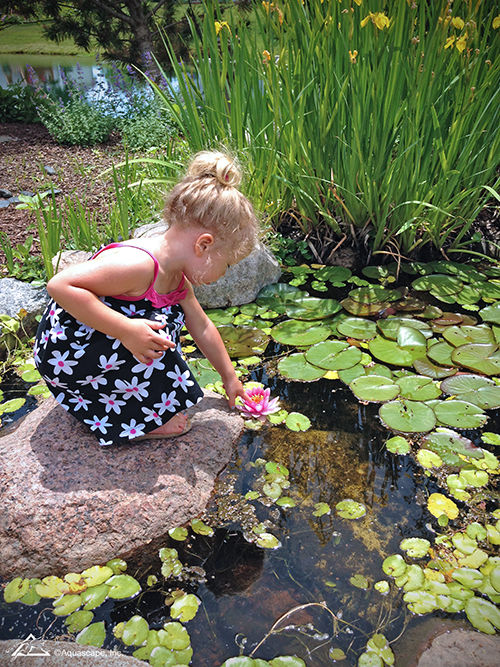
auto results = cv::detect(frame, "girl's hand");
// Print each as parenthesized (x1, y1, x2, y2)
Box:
(223, 375, 249, 409)
(120, 319, 175, 364)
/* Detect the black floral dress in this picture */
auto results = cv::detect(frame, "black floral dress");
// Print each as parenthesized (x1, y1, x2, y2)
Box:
(34, 244, 204, 446)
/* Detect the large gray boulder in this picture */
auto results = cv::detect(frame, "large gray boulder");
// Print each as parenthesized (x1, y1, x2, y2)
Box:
(0, 277, 49, 344)
(0, 390, 244, 579)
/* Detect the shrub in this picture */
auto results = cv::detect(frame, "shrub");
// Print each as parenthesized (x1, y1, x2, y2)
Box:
(0, 83, 40, 123)
(37, 96, 115, 147)
(119, 103, 176, 150)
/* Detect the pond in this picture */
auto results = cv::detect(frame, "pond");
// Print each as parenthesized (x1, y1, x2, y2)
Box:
(1, 261, 500, 666)
(0, 53, 181, 115)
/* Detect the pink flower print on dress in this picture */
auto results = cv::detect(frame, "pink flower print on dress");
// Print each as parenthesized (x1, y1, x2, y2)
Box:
(238, 386, 281, 422)
(131, 355, 165, 379)
(68, 393, 92, 411)
(47, 350, 78, 376)
(99, 353, 125, 373)
(153, 390, 181, 415)
(167, 365, 194, 393)
(84, 415, 111, 434)
(114, 377, 150, 401)
(77, 374, 107, 390)
(141, 406, 163, 425)
(119, 419, 146, 439)
(99, 393, 126, 414)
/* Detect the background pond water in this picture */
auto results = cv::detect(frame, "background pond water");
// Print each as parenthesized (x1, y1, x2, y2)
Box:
(2, 363, 497, 666)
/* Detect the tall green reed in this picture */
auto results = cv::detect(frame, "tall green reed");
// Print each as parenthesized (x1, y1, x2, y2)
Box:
(152, 0, 500, 258)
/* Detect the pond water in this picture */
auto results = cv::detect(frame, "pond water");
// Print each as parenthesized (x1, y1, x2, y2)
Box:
(2, 264, 500, 666)
(1, 355, 498, 665)
(0, 53, 180, 115)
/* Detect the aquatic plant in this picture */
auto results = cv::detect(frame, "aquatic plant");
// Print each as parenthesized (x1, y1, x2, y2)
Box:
(238, 386, 281, 422)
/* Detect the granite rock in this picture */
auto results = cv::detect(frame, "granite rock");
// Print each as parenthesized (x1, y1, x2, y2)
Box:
(0, 278, 49, 350)
(0, 390, 243, 579)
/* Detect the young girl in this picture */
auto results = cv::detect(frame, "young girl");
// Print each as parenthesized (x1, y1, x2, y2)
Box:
(34, 151, 260, 447)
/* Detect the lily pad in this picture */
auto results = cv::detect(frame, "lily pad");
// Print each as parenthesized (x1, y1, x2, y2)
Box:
(369, 337, 415, 367)
(278, 353, 325, 381)
(76, 621, 106, 648)
(350, 574, 369, 589)
(65, 610, 94, 633)
(395, 376, 441, 401)
(191, 519, 214, 536)
(417, 449, 443, 469)
(306, 341, 362, 371)
(168, 527, 188, 541)
(336, 317, 378, 340)
(465, 597, 500, 634)
(341, 298, 390, 317)
(81, 584, 109, 610)
(218, 326, 269, 358)
(443, 325, 494, 347)
(379, 400, 436, 433)
(433, 400, 488, 430)
(205, 308, 235, 325)
(400, 538, 431, 558)
(18, 579, 42, 606)
(105, 574, 141, 600)
(189, 358, 221, 387)
(377, 318, 432, 341)
(451, 343, 500, 376)
(412, 274, 463, 296)
(427, 341, 457, 367)
(459, 468, 489, 487)
(383, 554, 407, 577)
(286, 296, 341, 320)
(336, 499, 367, 519)
(412, 356, 457, 379)
(256, 284, 307, 313)
(422, 429, 481, 466)
(284, 412, 311, 431)
(313, 502, 331, 517)
(256, 532, 281, 549)
(480, 303, 500, 325)
(122, 615, 150, 646)
(4, 577, 30, 603)
(386, 436, 411, 454)
(428, 493, 459, 519)
(440, 374, 500, 409)
(160, 621, 191, 649)
(349, 286, 401, 304)
(53, 594, 83, 616)
(81, 565, 114, 588)
(349, 375, 400, 403)
(271, 319, 331, 347)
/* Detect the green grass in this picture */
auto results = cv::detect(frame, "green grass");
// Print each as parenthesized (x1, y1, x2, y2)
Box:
(0, 24, 97, 56)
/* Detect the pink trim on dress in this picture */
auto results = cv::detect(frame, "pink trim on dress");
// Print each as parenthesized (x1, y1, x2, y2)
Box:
(91, 242, 188, 308)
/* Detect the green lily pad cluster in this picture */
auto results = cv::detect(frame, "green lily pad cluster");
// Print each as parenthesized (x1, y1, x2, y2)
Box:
(114, 615, 194, 664)
(382, 524, 500, 632)
(3, 561, 142, 648)
(358, 633, 394, 667)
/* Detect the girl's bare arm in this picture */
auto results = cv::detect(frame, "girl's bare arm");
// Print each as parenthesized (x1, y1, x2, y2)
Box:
(181, 285, 247, 407)
(47, 252, 175, 362)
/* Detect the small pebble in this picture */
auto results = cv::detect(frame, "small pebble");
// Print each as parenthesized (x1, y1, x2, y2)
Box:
(44, 165, 57, 175)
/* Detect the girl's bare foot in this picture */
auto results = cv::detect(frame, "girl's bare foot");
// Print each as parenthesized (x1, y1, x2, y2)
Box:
(148, 412, 188, 436)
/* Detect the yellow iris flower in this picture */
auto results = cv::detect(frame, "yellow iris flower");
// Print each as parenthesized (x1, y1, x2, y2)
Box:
(361, 11, 390, 30)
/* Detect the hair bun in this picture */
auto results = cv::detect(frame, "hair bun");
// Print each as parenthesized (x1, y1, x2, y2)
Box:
(187, 150, 241, 187)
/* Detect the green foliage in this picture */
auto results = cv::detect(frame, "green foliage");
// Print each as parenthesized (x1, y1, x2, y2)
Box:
(154, 0, 500, 257)
(37, 96, 115, 147)
(119, 103, 176, 150)
(0, 82, 40, 123)
(0, 233, 45, 285)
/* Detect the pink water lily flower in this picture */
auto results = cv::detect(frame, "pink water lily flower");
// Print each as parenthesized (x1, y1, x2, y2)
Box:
(238, 386, 281, 422)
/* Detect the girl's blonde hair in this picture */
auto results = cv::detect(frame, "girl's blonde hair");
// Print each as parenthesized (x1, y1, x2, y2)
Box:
(164, 151, 260, 262)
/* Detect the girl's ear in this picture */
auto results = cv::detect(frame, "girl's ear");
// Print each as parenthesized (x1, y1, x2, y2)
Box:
(195, 233, 214, 256)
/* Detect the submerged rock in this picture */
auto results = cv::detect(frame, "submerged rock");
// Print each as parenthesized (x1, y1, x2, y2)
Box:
(0, 390, 243, 579)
